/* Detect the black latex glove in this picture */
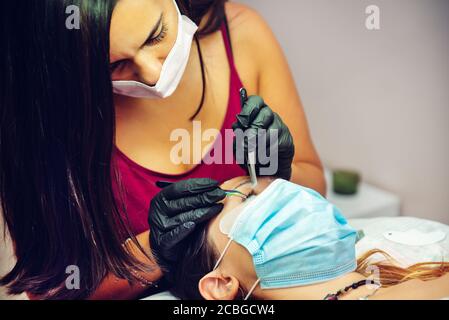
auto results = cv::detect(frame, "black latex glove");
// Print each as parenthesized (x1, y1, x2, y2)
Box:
(232, 91, 295, 180)
(148, 178, 225, 267)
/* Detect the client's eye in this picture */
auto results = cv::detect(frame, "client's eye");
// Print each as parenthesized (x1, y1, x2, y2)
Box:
(245, 190, 255, 199)
(110, 60, 126, 72)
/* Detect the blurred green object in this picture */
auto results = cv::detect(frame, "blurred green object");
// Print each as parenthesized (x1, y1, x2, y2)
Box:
(355, 230, 365, 243)
(332, 170, 361, 195)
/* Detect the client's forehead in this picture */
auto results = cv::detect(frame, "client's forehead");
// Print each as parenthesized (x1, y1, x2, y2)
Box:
(211, 176, 276, 231)
(207, 176, 276, 257)
(219, 176, 251, 190)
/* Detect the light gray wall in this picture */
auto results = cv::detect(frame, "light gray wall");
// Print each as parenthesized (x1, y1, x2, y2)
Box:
(239, 0, 449, 223)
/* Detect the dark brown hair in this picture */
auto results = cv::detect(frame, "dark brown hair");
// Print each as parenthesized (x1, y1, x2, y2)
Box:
(159, 221, 249, 300)
(178, 0, 227, 36)
(160, 222, 217, 299)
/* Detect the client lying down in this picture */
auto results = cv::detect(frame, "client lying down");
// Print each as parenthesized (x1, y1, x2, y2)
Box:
(153, 177, 449, 300)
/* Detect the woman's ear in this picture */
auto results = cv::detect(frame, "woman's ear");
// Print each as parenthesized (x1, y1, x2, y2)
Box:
(198, 270, 240, 300)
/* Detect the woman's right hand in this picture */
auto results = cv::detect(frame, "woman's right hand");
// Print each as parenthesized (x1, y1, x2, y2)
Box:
(148, 178, 226, 267)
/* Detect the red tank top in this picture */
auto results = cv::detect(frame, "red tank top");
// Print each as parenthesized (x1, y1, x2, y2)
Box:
(112, 22, 247, 236)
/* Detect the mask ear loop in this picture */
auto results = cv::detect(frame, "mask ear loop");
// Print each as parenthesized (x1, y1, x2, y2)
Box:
(213, 237, 261, 301)
(213, 198, 260, 300)
(213, 237, 233, 271)
(214, 190, 252, 271)
(244, 278, 260, 300)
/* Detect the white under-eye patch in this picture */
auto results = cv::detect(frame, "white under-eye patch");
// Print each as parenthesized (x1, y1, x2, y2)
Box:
(219, 196, 256, 235)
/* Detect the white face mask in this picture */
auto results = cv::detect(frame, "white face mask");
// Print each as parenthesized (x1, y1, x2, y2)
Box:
(112, 0, 198, 99)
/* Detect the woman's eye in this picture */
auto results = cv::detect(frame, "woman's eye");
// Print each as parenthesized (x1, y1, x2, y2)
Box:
(110, 60, 125, 72)
(147, 23, 168, 46)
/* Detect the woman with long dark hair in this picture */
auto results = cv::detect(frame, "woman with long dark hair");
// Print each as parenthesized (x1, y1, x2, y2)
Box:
(0, 0, 325, 299)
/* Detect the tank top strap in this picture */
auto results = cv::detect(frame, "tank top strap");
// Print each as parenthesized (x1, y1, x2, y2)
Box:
(220, 15, 237, 72)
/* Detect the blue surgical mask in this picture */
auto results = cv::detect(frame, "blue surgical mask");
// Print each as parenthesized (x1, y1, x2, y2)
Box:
(213, 179, 357, 300)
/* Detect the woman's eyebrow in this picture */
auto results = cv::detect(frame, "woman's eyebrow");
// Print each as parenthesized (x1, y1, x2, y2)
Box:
(141, 12, 163, 48)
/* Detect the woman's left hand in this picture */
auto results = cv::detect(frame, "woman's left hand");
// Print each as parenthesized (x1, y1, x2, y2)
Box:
(232, 94, 295, 180)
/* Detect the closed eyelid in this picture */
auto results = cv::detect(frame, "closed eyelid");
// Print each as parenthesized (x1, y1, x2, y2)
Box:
(141, 13, 164, 48)
(109, 13, 164, 70)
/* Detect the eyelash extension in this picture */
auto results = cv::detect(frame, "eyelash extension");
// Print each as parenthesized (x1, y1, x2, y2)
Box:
(148, 22, 168, 46)
(237, 190, 255, 200)
(222, 189, 244, 196)
(109, 20, 168, 72)
(225, 193, 247, 200)
(223, 188, 255, 200)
